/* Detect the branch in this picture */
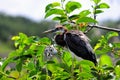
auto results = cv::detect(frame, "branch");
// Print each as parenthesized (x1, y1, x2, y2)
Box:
(63, 21, 120, 33)
(88, 25, 120, 32)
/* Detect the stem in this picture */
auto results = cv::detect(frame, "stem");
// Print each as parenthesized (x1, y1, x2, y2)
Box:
(88, 25, 120, 32)
(85, 3, 97, 33)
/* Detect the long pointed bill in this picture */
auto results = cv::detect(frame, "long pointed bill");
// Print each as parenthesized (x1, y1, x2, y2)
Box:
(43, 29, 55, 34)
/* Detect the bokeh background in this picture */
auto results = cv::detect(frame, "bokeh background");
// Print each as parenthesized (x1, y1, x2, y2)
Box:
(0, 0, 120, 57)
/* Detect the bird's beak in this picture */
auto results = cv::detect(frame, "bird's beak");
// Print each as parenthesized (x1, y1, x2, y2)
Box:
(43, 29, 55, 34)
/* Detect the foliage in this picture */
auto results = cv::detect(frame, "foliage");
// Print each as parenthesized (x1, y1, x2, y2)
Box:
(0, 0, 120, 80)
(45, 0, 109, 31)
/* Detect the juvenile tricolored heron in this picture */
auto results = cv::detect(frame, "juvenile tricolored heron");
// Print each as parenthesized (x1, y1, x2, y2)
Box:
(43, 25, 97, 65)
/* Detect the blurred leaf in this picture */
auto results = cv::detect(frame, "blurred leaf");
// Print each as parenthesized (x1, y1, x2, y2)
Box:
(16, 60, 22, 72)
(47, 63, 64, 73)
(69, 15, 79, 20)
(77, 17, 97, 23)
(62, 51, 72, 67)
(45, 9, 65, 18)
(103, 66, 114, 71)
(94, 43, 101, 51)
(19, 33, 28, 40)
(95, 10, 104, 14)
(39, 37, 51, 45)
(53, 16, 67, 23)
(47, 61, 55, 64)
(65, 1, 81, 13)
(106, 32, 118, 40)
(37, 45, 46, 55)
(116, 60, 120, 65)
(113, 43, 120, 48)
(95, 49, 110, 55)
(28, 62, 35, 70)
(99, 55, 113, 66)
(115, 65, 120, 78)
(79, 60, 95, 67)
(45, 2, 60, 12)
(97, 3, 110, 9)
(79, 10, 91, 17)
(78, 72, 93, 79)
(9, 71, 19, 79)
(11, 36, 20, 41)
(93, 0, 101, 4)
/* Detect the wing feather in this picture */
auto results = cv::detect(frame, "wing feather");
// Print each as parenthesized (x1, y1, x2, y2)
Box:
(64, 31, 97, 64)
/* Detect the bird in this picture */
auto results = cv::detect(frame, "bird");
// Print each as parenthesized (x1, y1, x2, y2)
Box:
(43, 25, 97, 65)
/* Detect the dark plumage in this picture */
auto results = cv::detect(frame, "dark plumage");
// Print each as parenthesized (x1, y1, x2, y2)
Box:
(65, 30, 97, 65)
(55, 34, 66, 47)
(43, 26, 97, 65)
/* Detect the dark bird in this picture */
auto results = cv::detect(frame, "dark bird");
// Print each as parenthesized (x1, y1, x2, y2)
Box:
(43, 25, 97, 65)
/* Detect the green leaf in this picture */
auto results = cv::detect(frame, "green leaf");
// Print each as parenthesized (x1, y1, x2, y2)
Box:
(69, 15, 79, 20)
(115, 66, 120, 78)
(16, 60, 22, 72)
(93, 0, 101, 4)
(78, 72, 93, 79)
(39, 37, 51, 45)
(94, 43, 101, 51)
(45, 2, 60, 12)
(113, 43, 120, 48)
(9, 71, 20, 79)
(97, 3, 110, 9)
(65, 1, 81, 13)
(79, 10, 91, 17)
(116, 60, 120, 65)
(45, 9, 64, 18)
(77, 17, 97, 23)
(79, 60, 95, 67)
(53, 16, 67, 23)
(106, 31, 118, 40)
(103, 66, 114, 71)
(95, 10, 104, 14)
(28, 62, 35, 70)
(19, 33, 28, 40)
(37, 45, 46, 55)
(11, 36, 20, 41)
(62, 51, 72, 67)
(99, 55, 113, 66)
(47, 61, 55, 64)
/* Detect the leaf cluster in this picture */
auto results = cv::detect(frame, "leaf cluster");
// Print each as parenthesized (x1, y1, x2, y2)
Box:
(45, 0, 109, 32)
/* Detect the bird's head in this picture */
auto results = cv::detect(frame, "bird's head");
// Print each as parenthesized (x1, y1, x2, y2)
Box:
(43, 25, 67, 34)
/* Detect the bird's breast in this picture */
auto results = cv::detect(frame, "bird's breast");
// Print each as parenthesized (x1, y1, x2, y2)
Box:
(55, 34, 66, 47)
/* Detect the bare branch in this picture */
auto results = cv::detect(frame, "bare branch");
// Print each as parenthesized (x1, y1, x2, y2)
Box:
(88, 25, 120, 32)
(63, 21, 120, 33)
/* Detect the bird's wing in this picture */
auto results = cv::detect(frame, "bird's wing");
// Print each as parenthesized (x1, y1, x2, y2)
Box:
(64, 30, 97, 64)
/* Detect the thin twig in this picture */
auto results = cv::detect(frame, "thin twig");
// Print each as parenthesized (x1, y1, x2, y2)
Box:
(88, 25, 120, 32)
(84, 26, 94, 33)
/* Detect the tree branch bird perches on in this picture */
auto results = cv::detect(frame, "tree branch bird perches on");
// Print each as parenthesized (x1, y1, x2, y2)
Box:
(43, 25, 97, 65)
